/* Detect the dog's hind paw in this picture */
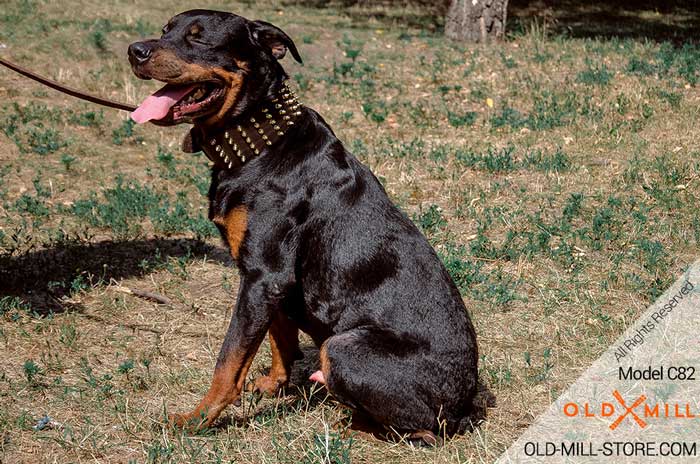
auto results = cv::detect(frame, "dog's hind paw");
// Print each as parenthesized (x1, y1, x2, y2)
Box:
(407, 430, 441, 447)
(249, 375, 288, 396)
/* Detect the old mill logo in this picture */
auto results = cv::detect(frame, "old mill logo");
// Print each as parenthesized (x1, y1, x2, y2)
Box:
(563, 390, 697, 430)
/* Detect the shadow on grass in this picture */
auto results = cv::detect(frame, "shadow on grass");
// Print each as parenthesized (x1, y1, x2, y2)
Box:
(0, 238, 231, 315)
(510, 0, 700, 43)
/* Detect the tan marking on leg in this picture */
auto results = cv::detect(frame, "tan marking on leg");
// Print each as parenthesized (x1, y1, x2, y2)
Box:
(319, 339, 331, 382)
(213, 206, 248, 259)
(170, 345, 257, 430)
(252, 313, 299, 395)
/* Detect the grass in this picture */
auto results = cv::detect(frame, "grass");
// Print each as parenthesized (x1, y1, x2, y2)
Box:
(1, 1, 699, 463)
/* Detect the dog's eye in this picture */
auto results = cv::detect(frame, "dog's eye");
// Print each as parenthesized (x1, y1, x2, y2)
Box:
(187, 35, 208, 45)
(187, 33, 210, 46)
(186, 25, 209, 45)
(161, 23, 172, 35)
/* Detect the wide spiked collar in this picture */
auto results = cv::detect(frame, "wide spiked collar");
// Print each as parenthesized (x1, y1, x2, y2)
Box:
(197, 82, 302, 169)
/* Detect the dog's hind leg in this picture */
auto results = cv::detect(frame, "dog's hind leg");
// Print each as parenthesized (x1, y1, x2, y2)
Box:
(315, 328, 447, 438)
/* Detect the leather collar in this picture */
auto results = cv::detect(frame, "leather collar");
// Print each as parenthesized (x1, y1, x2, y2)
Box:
(198, 82, 302, 170)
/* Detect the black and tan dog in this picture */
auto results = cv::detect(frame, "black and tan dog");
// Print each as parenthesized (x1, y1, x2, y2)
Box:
(128, 9, 478, 443)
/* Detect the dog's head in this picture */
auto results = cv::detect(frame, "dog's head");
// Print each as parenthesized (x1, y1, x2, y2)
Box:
(128, 9, 301, 127)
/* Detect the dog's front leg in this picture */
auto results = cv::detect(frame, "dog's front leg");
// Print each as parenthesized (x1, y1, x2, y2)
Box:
(170, 276, 282, 430)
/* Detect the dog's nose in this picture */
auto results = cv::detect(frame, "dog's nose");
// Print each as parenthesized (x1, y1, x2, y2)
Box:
(128, 42, 152, 65)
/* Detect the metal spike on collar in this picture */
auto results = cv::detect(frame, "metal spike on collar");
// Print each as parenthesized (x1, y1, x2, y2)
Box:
(204, 81, 303, 169)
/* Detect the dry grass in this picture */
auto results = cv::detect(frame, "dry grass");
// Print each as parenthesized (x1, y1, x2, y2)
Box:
(1, 1, 699, 462)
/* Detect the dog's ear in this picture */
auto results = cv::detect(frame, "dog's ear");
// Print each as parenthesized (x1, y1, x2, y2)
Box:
(251, 20, 302, 64)
(182, 128, 202, 153)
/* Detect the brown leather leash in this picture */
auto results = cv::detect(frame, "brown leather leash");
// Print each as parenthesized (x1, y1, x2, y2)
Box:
(0, 56, 137, 112)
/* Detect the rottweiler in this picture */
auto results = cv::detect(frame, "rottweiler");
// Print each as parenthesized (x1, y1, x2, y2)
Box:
(128, 9, 478, 444)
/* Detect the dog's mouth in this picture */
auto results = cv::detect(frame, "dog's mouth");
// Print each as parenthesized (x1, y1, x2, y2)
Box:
(131, 81, 225, 125)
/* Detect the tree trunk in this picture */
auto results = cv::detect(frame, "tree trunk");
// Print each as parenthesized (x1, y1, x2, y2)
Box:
(445, 0, 509, 42)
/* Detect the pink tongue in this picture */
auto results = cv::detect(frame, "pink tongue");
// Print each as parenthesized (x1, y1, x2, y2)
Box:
(131, 84, 196, 124)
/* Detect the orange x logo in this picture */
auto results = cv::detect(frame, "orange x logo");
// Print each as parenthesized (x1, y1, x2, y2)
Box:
(609, 390, 647, 430)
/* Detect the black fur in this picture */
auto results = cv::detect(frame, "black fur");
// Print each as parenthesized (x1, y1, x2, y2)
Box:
(130, 9, 478, 437)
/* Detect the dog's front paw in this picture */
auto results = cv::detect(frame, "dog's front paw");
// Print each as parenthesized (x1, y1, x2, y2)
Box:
(168, 411, 209, 431)
(249, 375, 287, 396)
(168, 398, 242, 430)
